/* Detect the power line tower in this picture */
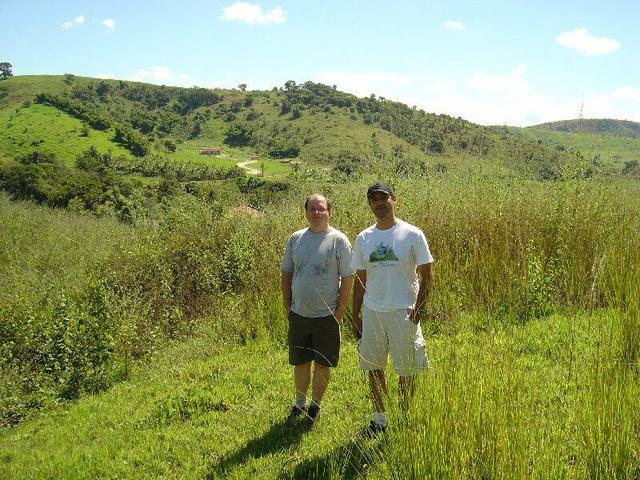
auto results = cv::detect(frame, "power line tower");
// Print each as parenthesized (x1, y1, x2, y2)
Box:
(578, 96, 584, 134)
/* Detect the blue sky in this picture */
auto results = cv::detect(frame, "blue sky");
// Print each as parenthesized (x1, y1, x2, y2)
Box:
(3, 0, 639, 126)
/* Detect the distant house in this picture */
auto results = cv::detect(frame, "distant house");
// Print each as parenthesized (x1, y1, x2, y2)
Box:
(250, 155, 259, 161)
(200, 147, 222, 155)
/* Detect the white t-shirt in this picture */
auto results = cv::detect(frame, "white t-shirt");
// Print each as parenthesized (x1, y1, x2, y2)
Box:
(351, 220, 433, 312)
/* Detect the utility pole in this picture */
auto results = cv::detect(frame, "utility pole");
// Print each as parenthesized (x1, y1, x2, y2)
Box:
(578, 95, 584, 134)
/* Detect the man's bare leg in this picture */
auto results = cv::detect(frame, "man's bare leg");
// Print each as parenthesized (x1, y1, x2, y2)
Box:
(311, 363, 331, 404)
(368, 369, 387, 412)
(294, 362, 312, 406)
(399, 375, 416, 412)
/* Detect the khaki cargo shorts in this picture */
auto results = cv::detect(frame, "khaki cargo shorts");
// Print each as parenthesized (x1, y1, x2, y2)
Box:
(358, 305, 428, 376)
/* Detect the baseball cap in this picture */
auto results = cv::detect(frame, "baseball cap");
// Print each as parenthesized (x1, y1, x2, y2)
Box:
(367, 181, 394, 199)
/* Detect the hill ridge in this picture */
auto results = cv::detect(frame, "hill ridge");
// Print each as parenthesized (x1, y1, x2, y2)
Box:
(531, 118, 640, 138)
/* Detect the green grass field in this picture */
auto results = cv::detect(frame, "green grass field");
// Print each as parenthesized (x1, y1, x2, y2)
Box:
(0, 103, 131, 164)
(0, 75, 71, 109)
(1, 309, 637, 479)
(517, 127, 640, 165)
(168, 139, 292, 177)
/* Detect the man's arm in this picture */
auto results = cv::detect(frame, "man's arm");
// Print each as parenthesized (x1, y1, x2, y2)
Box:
(334, 275, 354, 324)
(281, 271, 293, 312)
(411, 263, 433, 324)
(350, 269, 366, 339)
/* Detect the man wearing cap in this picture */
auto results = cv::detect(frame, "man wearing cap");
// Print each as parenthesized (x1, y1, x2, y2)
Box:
(350, 181, 434, 434)
(281, 193, 354, 422)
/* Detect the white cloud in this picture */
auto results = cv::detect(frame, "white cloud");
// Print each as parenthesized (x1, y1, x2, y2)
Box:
(103, 18, 116, 32)
(443, 20, 465, 30)
(314, 72, 412, 98)
(129, 66, 172, 83)
(221, 2, 285, 25)
(511, 63, 527, 78)
(466, 65, 530, 95)
(556, 28, 620, 56)
(569, 89, 640, 122)
(314, 66, 640, 126)
(613, 86, 640, 103)
(128, 66, 193, 87)
(97, 73, 113, 79)
(61, 15, 85, 29)
(421, 80, 640, 126)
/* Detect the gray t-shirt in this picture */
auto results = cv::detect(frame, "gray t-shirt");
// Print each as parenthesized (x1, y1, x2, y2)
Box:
(281, 226, 353, 318)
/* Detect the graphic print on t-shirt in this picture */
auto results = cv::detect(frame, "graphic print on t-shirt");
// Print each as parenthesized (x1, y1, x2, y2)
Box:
(369, 242, 399, 262)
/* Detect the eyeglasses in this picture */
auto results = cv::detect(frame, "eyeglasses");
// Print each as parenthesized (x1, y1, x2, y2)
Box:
(307, 207, 328, 213)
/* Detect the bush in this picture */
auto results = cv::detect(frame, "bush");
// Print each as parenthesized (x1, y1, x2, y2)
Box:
(224, 122, 253, 147)
(113, 125, 150, 157)
(35, 93, 110, 130)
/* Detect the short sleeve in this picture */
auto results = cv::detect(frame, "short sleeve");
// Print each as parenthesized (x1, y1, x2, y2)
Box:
(280, 236, 294, 272)
(350, 235, 367, 271)
(336, 235, 353, 277)
(413, 230, 434, 266)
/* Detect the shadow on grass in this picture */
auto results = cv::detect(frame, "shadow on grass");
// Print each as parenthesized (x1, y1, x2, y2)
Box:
(206, 416, 312, 479)
(287, 428, 384, 480)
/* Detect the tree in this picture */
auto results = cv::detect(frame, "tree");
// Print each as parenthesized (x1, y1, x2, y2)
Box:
(96, 80, 111, 98)
(238, 83, 247, 91)
(0, 62, 13, 79)
(224, 122, 253, 147)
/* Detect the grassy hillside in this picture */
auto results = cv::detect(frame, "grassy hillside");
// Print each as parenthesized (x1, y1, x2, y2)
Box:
(0, 75, 589, 181)
(0, 103, 131, 164)
(501, 125, 640, 174)
(533, 118, 640, 138)
(0, 75, 70, 108)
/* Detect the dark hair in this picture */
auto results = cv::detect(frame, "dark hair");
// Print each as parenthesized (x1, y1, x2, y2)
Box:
(304, 194, 331, 211)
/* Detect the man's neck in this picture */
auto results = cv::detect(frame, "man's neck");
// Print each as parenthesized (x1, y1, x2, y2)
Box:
(375, 216, 397, 230)
(309, 224, 329, 233)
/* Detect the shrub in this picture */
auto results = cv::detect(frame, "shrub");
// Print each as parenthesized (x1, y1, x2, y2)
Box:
(224, 122, 253, 147)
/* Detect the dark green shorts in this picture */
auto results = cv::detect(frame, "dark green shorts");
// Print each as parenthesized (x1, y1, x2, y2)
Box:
(288, 310, 340, 367)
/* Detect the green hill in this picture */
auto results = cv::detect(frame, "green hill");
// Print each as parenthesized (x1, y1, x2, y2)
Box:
(0, 102, 132, 164)
(1, 74, 637, 222)
(0, 75, 582, 180)
(533, 118, 640, 138)
(498, 124, 640, 174)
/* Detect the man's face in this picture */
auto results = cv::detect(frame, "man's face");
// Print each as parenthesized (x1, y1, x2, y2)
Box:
(368, 191, 395, 219)
(305, 196, 330, 229)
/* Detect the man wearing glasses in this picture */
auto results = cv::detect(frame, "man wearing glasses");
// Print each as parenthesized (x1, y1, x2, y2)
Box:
(281, 194, 353, 422)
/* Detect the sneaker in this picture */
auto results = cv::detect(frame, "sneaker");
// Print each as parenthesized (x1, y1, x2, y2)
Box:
(287, 405, 307, 420)
(306, 404, 320, 422)
(366, 420, 387, 437)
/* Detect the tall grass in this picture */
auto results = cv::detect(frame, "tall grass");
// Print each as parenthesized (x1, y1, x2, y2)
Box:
(297, 311, 637, 479)
(1, 173, 639, 478)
